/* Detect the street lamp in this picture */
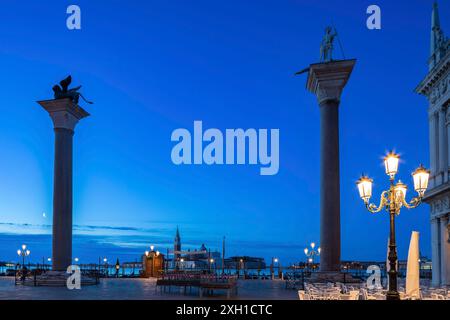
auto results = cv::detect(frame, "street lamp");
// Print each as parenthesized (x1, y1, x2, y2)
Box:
(115, 259, 120, 278)
(102, 258, 108, 277)
(304, 242, 321, 267)
(17, 244, 30, 268)
(271, 257, 279, 279)
(356, 152, 429, 300)
(180, 258, 184, 270)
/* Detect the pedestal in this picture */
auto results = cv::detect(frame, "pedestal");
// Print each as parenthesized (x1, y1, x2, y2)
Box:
(306, 59, 356, 274)
(37, 98, 89, 271)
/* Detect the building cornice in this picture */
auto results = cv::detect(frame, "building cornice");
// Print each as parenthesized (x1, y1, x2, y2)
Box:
(415, 50, 450, 96)
(423, 181, 450, 202)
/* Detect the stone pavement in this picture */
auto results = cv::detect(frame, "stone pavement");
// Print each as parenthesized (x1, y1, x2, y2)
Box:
(0, 277, 297, 300)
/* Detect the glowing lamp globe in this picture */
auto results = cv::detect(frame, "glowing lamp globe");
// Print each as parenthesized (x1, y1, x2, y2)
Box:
(412, 165, 430, 196)
(394, 181, 407, 200)
(384, 152, 400, 178)
(357, 175, 373, 202)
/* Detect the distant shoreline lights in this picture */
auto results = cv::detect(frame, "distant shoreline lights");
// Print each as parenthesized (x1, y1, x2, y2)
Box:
(171, 121, 279, 176)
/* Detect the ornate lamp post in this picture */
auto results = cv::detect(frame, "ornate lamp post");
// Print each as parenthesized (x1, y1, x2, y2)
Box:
(180, 258, 185, 271)
(115, 259, 120, 278)
(356, 151, 430, 300)
(209, 258, 215, 274)
(17, 244, 30, 268)
(304, 242, 321, 269)
(271, 257, 279, 279)
(103, 258, 108, 277)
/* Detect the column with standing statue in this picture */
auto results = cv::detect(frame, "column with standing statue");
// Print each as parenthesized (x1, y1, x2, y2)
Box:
(297, 27, 357, 282)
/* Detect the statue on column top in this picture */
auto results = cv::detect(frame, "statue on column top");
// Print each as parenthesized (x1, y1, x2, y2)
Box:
(52, 75, 93, 105)
(294, 25, 345, 76)
(320, 26, 338, 62)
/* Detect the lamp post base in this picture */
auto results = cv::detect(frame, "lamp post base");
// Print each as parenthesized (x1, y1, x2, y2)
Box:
(386, 290, 400, 300)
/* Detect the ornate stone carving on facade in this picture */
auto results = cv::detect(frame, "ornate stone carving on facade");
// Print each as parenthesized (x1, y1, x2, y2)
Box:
(446, 104, 450, 124)
(441, 76, 448, 94)
(430, 194, 450, 217)
(443, 196, 449, 210)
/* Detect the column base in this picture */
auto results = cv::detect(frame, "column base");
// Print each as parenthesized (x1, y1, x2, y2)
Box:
(308, 272, 362, 283)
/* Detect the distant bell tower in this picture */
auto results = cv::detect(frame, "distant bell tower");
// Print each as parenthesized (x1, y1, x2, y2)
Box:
(416, 1, 450, 287)
(174, 227, 181, 260)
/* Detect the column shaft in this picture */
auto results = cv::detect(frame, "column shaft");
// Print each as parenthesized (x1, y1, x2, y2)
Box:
(446, 109, 450, 170)
(52, 128, 74, 271)
(429, 112, 438, 188)
(440, 215, 450, 286)
(319, 99, 340, 272)
(306, 59, 355, 277)
(431, 218, 441, 287)
(438, 109, 447, 183)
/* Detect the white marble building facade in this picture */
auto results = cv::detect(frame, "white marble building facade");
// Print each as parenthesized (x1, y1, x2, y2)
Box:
(416, 2, 450, 287)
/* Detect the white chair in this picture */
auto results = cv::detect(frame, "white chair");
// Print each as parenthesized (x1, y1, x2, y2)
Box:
(399, 292, 409, 300)
(360, 288, 377, 300)
(307, 288, 323, 300)
(298, 290, 310, 300)
(348, 290, 360, 300)
(431, 293, 446, 300)
(373, 293, 386, 300)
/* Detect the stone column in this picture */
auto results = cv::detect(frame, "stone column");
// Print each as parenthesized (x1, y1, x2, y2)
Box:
(440, 215, 450, 285)
(446, 108, 450, 176)
(37, 98, 89, 271)
(438, 108, 447, 183)
(306, 60, 356, 272)
(429, 112, 438, 188)
(431, 217, 441, 287)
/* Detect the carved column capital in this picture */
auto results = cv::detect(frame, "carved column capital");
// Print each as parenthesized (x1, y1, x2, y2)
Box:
(37, 98, 90, 131)
(306, 59, 356, 105)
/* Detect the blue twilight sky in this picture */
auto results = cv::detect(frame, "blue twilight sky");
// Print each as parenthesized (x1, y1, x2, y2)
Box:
(0, 0, 448, 265)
